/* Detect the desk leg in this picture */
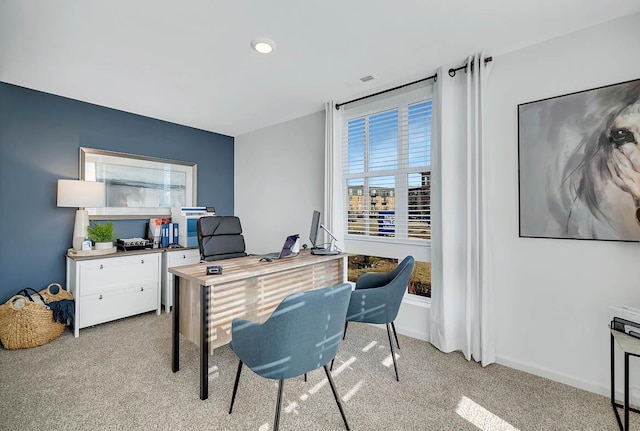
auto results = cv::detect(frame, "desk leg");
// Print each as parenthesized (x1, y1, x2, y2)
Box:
(200, 283, 209, 401)
(625, 352, 630, 430)
(172, 274, 180, 373)
(612, 332, 623, 430)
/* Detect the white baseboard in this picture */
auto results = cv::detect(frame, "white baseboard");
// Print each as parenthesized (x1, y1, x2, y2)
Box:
(365, 322, 429, 342)
(394, 323, 429, 341)
(495, 354, 622, 402)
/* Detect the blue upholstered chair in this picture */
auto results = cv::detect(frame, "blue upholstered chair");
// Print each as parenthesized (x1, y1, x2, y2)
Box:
(334, 256, 415, 381)
(229, 283, 352, 431)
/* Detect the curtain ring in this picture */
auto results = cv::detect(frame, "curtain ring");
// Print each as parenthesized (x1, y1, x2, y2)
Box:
(434, 73, 438, 83)
(448, 68, 456, 78)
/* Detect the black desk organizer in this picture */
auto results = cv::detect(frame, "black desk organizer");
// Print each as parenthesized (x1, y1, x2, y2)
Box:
(612, 317, 640, 340)
(116, 238, 153, 252)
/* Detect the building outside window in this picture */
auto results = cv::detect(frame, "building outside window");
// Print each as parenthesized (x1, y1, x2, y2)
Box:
(344, 100, 431, 241)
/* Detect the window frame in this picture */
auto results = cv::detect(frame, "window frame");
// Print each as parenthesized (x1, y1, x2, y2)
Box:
(342, 86, 433, 247)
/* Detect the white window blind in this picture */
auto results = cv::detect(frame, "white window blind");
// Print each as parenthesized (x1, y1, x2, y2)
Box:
(342, 88, 432, 244)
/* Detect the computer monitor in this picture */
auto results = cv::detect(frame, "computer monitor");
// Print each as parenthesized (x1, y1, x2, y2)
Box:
(310, 210, 321, 249)
(309, 210, 339, 255)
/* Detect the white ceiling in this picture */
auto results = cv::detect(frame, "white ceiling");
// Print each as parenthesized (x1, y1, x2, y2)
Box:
(1, 1, 639, 137)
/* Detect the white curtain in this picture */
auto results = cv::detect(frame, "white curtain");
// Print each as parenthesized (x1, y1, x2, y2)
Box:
(430, 53, 495, 366)
(324, 101, 344, 243)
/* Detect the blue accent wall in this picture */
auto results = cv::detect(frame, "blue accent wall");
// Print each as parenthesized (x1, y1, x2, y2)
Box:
(0, 82, 234, 302)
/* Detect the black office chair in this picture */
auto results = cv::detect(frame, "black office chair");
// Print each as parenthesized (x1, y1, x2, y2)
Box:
(196, 216, 247, 261)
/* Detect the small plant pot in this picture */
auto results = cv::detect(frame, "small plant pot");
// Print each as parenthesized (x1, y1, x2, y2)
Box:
(94, 242, 113, 250)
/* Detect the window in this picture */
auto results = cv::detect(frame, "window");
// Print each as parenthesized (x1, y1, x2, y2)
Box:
(343, 95, 432, 242)
(348, 255, 431, 298)
(338, 87, 433, 298)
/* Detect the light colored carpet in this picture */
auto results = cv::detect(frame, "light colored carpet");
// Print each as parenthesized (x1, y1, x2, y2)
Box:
(0, 312, 631, 430)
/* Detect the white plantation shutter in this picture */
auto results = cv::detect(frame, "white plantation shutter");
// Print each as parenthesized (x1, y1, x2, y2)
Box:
(342, 87, 432, 244)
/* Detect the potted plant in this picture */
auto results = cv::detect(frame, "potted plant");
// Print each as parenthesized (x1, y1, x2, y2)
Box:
(87, 221, 116, 250)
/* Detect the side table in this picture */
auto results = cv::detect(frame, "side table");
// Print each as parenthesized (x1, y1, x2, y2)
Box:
(611, 328, 640, 430)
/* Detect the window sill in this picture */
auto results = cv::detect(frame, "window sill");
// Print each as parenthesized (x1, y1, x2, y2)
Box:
(403, 293, 431, 307)
(344, 235, 431, 247)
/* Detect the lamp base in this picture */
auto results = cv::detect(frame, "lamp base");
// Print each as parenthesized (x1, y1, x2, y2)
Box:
(72, 209, 90, 251)
(72, 236, 85, 251)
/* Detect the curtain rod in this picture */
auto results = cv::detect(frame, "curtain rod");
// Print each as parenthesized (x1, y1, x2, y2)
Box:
(335, 73, 437, 110)
(335, 55, 493, 110)
(448, 56, 493, 77)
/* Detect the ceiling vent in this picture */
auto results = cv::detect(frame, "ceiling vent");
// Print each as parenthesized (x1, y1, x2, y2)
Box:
(360, 75, 374, 83)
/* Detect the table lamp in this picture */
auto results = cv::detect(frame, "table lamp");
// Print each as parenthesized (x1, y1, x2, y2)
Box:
(57, 180, 106, 251)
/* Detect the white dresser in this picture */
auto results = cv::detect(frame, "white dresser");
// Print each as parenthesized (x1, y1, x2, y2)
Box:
(66, 249, 163, 337)
(161, 247, 200, 312)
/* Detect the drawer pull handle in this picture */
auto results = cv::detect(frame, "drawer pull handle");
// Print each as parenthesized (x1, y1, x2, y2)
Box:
(140, 287, 144, 292)
(141, 259, 144, 264)
(182, 255, 186, 259)
(99, 294, 103, 300)
(99, 264, 104, 269)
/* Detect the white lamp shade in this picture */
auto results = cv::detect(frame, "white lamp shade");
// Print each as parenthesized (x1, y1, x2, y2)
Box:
(57, 180, 106, 208)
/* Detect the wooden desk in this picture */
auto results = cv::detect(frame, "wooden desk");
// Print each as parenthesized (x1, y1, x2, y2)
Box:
(169, 251, 347, 400)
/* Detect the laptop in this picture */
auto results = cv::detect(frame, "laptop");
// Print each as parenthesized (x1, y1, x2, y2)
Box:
(261, 234, 299, 260)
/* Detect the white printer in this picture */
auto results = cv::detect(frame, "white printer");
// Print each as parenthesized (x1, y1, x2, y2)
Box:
(171, 206, 216, 247)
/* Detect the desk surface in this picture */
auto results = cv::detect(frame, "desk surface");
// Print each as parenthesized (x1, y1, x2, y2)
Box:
(611, 328, 640, 356)
(169, 251, 345, 286)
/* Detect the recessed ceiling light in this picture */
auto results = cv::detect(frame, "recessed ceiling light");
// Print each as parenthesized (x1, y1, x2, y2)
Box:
(360, 75, 374, 82)
(251, 38, 276, 54)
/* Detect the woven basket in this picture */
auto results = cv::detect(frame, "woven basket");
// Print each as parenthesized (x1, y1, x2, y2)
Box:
(40, 282, 74, 303)
(0, 283, 72, 350)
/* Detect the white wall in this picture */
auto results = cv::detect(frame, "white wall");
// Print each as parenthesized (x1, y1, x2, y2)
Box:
(486, 13, 640, 397)
(235, 111, 325, 254)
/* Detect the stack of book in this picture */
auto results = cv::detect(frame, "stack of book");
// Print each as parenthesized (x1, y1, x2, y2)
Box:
(147, 218, 180, 248)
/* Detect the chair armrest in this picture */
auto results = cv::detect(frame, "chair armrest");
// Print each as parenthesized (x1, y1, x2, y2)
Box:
(355, 272, 391, 290)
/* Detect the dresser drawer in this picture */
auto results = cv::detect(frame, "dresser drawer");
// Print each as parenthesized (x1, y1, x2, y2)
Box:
(161, 248, 200, 312)
(79, 254, 160, 296)
(78, 283, 158, 329)
(166, 248, 200, 267)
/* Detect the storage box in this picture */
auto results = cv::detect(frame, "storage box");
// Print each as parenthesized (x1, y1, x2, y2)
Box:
(610, 305, 640, 325)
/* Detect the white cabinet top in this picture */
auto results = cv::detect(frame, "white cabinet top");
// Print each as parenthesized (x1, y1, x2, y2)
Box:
(66, 247, 197, 261)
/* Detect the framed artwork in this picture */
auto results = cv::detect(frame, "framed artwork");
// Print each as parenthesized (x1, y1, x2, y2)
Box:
(80, 147, 197, 219)
(518, 78, 640, 241)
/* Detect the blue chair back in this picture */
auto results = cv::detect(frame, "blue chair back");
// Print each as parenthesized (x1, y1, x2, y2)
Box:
(346, 255, 415, 325)
(231, 283, 352, 380)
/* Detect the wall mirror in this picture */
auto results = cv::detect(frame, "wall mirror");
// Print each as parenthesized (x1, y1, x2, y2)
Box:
(80, 147, 197, 219)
